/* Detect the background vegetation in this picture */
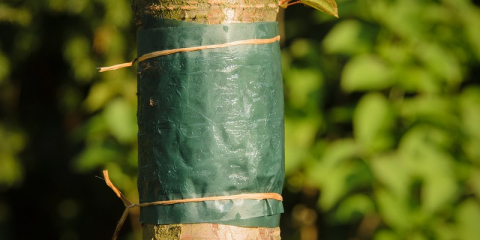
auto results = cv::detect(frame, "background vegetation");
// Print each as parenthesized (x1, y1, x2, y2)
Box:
(1, 0, 480, 239)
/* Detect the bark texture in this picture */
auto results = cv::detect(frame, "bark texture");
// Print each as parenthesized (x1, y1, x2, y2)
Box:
(132, 0, 281, 239)
(143, 223, 281, 239)
(132, 0, 279, 26)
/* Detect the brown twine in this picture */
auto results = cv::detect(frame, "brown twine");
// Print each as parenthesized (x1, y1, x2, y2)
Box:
(97, 35, 281, 72)
(103, 170, 283, 240)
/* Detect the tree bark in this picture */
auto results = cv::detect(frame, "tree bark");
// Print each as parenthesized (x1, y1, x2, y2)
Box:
(132, 0, 279, 26)
(132, 1, 283, 239)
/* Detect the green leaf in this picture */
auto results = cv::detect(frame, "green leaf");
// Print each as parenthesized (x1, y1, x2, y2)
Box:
(0, 125, 25, 188)
(398, 126, 458, 213)
(429, 220, 457, 240)
(416, 42, 462, 86)
(400, 96, 456, 128)
(306, 140, 360, 210)
(282, 0, 338, 18)
(103, 98, 137, 144)
(323, 20, 377, 56)
(342, 55, 394, 91)
(74, 144, 121, 171)
(335, 194, 375, 223)
(284, 117, 320, 175)
(63, 35, 95, 82)
(317, 163, 354, 210)
(284, 67, 323, 109)
(353, 93, 394, 153)
(399, 66, 439, 94)
(319, 139, 357, 169)
(460, 87, 480, 137)
(456, 199, 480, 240)
(468, 168, 480, 199)
(374, 229, 400, 240)
(459, 3, 480, 61)
(289, 39, 312, 59)
(370, 153, 410, 200)
(302, 0, 338, 18)
(305, 139, 356, 185)
(375, 188, 411, 231)
(422, 174, 457, 213)
(0, 154, 23, 188)
(82, 82, 115, 112)
(0, 4, 32, 26)
(460, 87, 480, 162)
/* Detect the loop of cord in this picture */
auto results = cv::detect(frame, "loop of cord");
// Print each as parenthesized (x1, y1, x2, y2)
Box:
(97, 35, 281, 72)
(102, 170, 283, 240)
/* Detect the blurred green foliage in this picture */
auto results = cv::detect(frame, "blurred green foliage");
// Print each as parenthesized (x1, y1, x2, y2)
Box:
(282, 0, 480, 239)
(0, 0, 479, 239)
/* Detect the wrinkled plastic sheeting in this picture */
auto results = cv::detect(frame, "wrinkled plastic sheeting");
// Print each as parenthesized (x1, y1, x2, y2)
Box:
(137, 21, 284, 227)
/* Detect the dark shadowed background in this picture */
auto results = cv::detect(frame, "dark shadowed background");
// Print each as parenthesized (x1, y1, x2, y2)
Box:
(1, 0, 480, 239)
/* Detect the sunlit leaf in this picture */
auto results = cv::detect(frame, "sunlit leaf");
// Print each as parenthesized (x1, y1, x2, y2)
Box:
(375, 189, 411, 232)
(300, 0, 338, 18)
(456, 199, 480, 240)
(284, 117, 320, 175)
(398, 126, 458, 213)
(281, 0, 338, 18)
(353, 93, 394, 153)
(459, 3, 480, 61)
(469, 168, 480, 200)
(416, 42, 462, 86)
(374, 229, 399, 240)
(323, 20, 377, 56)
(289, 39, 312, 59)
(306, 140, 361, 210)
(74, 143, 121, 171)
(63, 35, 96, 82)
(400, 96, 457, 128)
(319, 139, 357, 168)
(422, 175, 457, 213)
(429, 220, 457, 240)
(284, 67, 323, 109)
(460, 87, 480, 137)
(335, 194, 375, 223)
(104, 0, 132, 27)
(342, 55, 394, 91)
(370, 153, 410, 200)
(103, 98, 137, 144)
(399, 66, 439, 94)
(317, 163, 354, 210)
(83, 82, 115, 112)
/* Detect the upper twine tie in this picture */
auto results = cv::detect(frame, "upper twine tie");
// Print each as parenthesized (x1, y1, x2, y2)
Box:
(103, 170, 283, 240)
(97, 35, 281, 72)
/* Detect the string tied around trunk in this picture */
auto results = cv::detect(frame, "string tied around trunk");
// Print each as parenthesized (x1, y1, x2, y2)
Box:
(97, 35, 281, 72)
(102, 170, 283, 240)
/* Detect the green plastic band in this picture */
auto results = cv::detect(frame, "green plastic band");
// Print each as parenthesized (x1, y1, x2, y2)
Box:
(137, 20, 284, 227)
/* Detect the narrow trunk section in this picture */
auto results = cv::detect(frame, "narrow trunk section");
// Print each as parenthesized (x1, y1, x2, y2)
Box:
(132, 1, 283, 239)
(132, 0, 279, 26)
(143, 223, 281, 239)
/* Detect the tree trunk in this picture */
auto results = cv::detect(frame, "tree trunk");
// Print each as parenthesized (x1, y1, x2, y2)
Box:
(131, 0, 279, 26)
(132, 1, 284, 239)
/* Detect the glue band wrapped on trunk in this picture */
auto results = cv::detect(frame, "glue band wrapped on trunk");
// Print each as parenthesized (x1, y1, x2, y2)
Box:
(137, 20, 285, 227)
